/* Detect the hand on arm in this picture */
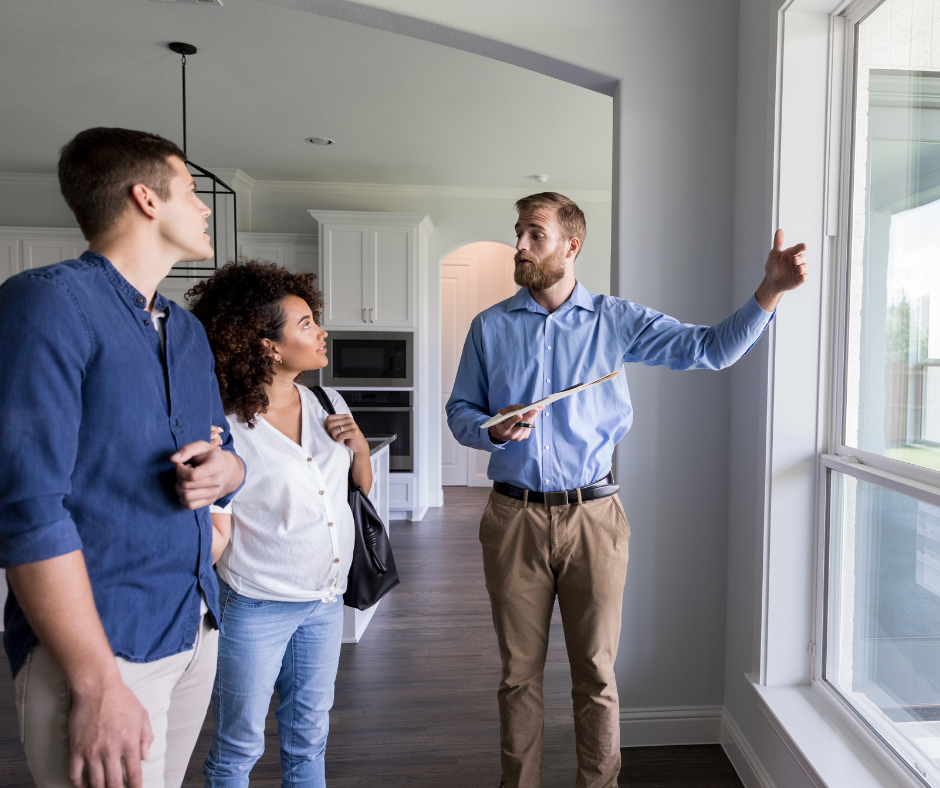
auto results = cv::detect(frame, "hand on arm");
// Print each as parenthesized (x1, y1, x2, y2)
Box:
(7, 552, 153, 788)
(487, 405, 544, 445)
(210, 512, 231, 563)
(325, 414, 373, 495)
(754, 229, 809, 312)
(172, 440, 245, 510)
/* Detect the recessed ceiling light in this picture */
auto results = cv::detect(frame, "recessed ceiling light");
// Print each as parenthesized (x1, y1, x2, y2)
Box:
(305, 137, 334, 146)
(529, 174, 549, 183)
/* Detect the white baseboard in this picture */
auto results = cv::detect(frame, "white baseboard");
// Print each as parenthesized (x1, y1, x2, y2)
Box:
(428, 489, 444, 507)
(619, 705, 722, 747)
(721, 708, 778, 788)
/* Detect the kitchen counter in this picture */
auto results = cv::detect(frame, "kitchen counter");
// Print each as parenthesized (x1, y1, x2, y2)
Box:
(366, 435, 396, 456)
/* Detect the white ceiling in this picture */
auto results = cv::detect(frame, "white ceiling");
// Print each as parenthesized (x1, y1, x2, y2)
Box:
(0, 0, 613, 190)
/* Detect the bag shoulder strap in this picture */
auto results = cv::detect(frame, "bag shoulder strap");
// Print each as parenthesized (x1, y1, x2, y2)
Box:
(313, 385, 355, 491)
(311, 385, 336, 416)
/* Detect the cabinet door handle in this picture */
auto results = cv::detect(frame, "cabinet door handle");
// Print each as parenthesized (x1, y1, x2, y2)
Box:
(362, 307, 367, 323)
(369, 307, 375, 323)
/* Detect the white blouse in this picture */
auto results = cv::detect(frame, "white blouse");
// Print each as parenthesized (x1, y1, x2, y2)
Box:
(213, 385, 355, 603)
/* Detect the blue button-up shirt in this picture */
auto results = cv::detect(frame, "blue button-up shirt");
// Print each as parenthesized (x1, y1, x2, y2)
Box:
(446, 282, 772, 492)
(0, 252, 241, 677)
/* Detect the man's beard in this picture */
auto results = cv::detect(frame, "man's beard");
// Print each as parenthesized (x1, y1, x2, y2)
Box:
(514, 244, 567, 290)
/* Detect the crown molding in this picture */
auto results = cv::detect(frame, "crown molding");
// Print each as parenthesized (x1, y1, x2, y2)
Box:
(254, 179, 611, 203)
(0, 170, 611, 204)
(0, 173, 60, 187)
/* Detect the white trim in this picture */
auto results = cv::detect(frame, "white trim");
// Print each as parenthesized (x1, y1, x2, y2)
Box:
(0, 170, 612, 204)
(811, 680, 932, 788)
(262, 179, 611, 202)
(0, 226, 83, 239)
(618, 705, 722, 748)
(721, 708, 779, 788)
(0, 173, 59, 186)
(753, 679, 926, 788)
(427, 490, 444, 508)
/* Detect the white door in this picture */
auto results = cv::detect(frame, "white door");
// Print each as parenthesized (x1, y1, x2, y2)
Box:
(320, 224, 368, 327)
(441, 260, 474, 485)
(371, 226, 414, 326)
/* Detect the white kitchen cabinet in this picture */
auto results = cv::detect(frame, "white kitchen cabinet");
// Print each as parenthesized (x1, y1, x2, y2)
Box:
(237, 233, 318, 275)
(0, 228, 87, 288)
(309, 211, 432, 330)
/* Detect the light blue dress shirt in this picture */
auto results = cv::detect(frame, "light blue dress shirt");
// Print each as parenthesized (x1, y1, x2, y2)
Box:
(445, 282, 773, 492)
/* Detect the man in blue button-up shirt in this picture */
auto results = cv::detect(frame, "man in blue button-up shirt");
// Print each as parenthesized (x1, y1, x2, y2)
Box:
(0, 128, 245, 788)
(446, 192, 808, 788)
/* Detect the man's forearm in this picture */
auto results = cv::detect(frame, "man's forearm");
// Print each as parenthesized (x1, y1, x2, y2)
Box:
(754, 276, 785, 312)
(7, 551, 120, 692)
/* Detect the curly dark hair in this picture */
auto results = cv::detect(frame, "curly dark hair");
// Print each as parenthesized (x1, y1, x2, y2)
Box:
(187, 259, 324, 426)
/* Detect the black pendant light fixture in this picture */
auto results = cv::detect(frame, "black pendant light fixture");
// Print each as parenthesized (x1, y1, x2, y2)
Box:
(166, 41, 237, 279)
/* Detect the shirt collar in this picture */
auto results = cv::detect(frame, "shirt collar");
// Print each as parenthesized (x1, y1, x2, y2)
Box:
(81, 250, 170, 312)
(507, 280, 596, 315)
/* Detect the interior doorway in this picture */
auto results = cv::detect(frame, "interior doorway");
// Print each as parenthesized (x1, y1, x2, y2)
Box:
(441, 241, 518, 487)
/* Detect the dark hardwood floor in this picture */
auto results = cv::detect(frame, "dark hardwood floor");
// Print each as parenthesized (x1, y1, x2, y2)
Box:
(0, 487, 742, 787)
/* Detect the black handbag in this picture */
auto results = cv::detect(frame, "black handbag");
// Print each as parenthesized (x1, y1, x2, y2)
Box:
(312, 386, 400, 610)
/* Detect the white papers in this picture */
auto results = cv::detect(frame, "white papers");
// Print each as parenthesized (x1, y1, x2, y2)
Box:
(480, 370, 621, 429)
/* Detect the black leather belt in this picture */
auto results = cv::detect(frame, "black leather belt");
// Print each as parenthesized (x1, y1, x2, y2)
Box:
(493, 473, 619, 506)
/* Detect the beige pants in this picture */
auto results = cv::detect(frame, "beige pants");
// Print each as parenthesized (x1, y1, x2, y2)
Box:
(14, 616, 219, 788)
(480, 490, 631, 788)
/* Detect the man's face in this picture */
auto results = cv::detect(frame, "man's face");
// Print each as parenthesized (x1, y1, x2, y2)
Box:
(156, 155, 213, 263)
(514, 208, 571, 290)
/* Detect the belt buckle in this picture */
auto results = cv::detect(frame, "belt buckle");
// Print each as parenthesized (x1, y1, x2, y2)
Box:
(543, 490, 569, 507)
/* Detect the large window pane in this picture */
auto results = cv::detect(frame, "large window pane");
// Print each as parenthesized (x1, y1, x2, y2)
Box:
(844, 0, 940, 472)
(827, 471, 940, 783)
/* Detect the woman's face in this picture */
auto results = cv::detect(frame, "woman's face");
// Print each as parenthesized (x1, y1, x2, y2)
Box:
(270, 295, 328, 373)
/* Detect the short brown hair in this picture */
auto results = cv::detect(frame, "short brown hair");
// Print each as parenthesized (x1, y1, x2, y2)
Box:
(187, 259, 324, 427)
(58, 127, 186, 240)
(514, 192, 587, 254)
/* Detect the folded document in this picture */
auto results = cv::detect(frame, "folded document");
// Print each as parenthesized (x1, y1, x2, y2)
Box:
(480, 370, 621, 429)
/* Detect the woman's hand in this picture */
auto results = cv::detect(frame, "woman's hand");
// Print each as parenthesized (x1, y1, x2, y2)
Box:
(210, 425, 223, 447)
(325, 414, 369, 455)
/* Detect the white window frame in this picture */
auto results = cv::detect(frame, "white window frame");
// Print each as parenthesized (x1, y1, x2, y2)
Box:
(809, 1, 940, 785)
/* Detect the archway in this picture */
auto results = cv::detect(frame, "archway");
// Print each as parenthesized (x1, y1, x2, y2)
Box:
(441, 241, 518, 486)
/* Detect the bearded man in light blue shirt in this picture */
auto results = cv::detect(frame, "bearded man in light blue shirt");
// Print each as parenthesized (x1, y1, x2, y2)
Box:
(445, 192, 808, 788)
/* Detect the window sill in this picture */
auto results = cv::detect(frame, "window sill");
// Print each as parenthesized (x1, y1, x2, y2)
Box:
(749, 677, 924, 788)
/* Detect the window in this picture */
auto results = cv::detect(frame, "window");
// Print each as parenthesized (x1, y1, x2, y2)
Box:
(824, 0, 940, 783)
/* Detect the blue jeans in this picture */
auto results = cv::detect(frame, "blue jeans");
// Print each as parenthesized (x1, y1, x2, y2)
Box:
(204, 579, 344, 788)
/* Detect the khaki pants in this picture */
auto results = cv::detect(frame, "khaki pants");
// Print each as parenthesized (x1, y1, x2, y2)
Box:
(480, 490, 631, 788)
(14, 615, 218, 788)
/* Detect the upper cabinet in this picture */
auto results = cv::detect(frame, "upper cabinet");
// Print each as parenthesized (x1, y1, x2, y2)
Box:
(310, 211, 434, 330)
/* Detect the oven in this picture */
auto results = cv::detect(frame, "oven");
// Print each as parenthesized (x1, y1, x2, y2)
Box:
(336, 390, 413, 472)
(320, 331, 413, 388)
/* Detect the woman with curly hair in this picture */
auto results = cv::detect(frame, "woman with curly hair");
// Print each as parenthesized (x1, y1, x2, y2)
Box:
(187, 259, 371, 787)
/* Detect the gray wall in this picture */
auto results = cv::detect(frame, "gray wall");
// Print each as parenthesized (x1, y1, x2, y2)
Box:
(289, 0, 754, 713)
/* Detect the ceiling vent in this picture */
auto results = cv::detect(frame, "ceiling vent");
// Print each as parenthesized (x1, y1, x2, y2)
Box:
(150, 0, 223, 6)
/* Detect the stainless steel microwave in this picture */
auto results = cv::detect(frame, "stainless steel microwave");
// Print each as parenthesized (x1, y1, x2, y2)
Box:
(319, 331, 413, 388)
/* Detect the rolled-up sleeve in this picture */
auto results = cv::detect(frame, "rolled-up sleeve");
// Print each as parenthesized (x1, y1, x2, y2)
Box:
(445, 316, 507, 453)
(208, 361, 245, 509)
(0, 275, 88, 567)
(623, 294, 773, 371)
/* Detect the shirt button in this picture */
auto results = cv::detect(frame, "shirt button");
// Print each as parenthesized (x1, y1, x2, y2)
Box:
(545, 478, 551, 484)
(136, 296, 144, 304)
(175, 418, 180, 426)
(143, 319, 150, 326)
(547, 345, 552, 350)
(334, 558, 340, 563)
(545, 445, 549, 450)
(319, 490, 325, 495)
(307, 457, 312, 462)
(546, 378, 551, 383)
(328, 522, 334, 527)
